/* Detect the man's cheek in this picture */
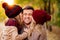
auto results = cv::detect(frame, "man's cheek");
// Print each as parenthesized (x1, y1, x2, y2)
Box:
(30, 16, 33, 19)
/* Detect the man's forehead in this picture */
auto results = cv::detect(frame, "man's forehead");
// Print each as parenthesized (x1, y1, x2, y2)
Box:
(23, 10, 33, 14)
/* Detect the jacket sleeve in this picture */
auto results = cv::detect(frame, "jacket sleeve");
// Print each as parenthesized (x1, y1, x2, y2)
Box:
(16, 27, 33, 40)
(10, 26, 18, 40)
(7, 26, 18, 40)
(0, 26, 18, 40)
(5, 26, 28, 40)
(16, 31, 28, 40)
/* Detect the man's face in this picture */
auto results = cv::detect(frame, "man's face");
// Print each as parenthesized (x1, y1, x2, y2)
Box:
(23, 9, 33, 25)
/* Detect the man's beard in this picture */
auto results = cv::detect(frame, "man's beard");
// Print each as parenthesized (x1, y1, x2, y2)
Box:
(24, 22, 31, 25)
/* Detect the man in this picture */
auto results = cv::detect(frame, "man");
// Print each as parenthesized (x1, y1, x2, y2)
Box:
(17, 6, 35, 40)
(20, 6, 47, 40)
(22, 9, 49, 40)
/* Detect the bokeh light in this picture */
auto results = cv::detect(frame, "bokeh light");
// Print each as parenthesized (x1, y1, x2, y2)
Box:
(4, 0, 14, 5)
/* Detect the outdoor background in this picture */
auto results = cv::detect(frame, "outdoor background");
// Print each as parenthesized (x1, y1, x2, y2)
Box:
(0, 0, 60, 40)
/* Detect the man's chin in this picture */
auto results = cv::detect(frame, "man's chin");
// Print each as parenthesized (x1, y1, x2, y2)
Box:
(25, 22, 31, 25)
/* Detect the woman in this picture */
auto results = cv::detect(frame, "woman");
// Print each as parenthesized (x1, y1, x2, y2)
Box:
(2, 2, 23, 34)
(29, 10, 51, 40)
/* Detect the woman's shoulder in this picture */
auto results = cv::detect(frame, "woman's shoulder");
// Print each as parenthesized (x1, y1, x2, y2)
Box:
(34, 24, 46, 33)
(5, 18, 18, 26)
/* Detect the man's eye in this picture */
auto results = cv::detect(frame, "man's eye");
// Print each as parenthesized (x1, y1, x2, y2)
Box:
(23, 13, 32, 16)
(29, 13, 32, 16)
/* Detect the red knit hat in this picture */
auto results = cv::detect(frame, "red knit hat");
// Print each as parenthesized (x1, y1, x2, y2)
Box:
(2, 2, 23, 18)
(32, 10, 51, 25)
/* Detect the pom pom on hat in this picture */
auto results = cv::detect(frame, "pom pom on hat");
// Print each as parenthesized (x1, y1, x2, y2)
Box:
(32, 10, 51, 25)
(2, 2, 8, 9)
(2, 2, 23, 18)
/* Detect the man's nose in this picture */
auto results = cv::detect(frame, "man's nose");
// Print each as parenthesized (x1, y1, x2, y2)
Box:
(26, 15, 30, 19)
(26, 14, 29, 17)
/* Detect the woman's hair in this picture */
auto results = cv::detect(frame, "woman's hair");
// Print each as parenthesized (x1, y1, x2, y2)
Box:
(33, 10, 51, 25)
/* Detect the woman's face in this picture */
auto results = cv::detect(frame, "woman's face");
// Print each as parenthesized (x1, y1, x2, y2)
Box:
(15, 12, 23, 24)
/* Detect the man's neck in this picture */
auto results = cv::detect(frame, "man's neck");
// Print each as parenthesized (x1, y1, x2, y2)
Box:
(25, 24, 30, 28)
